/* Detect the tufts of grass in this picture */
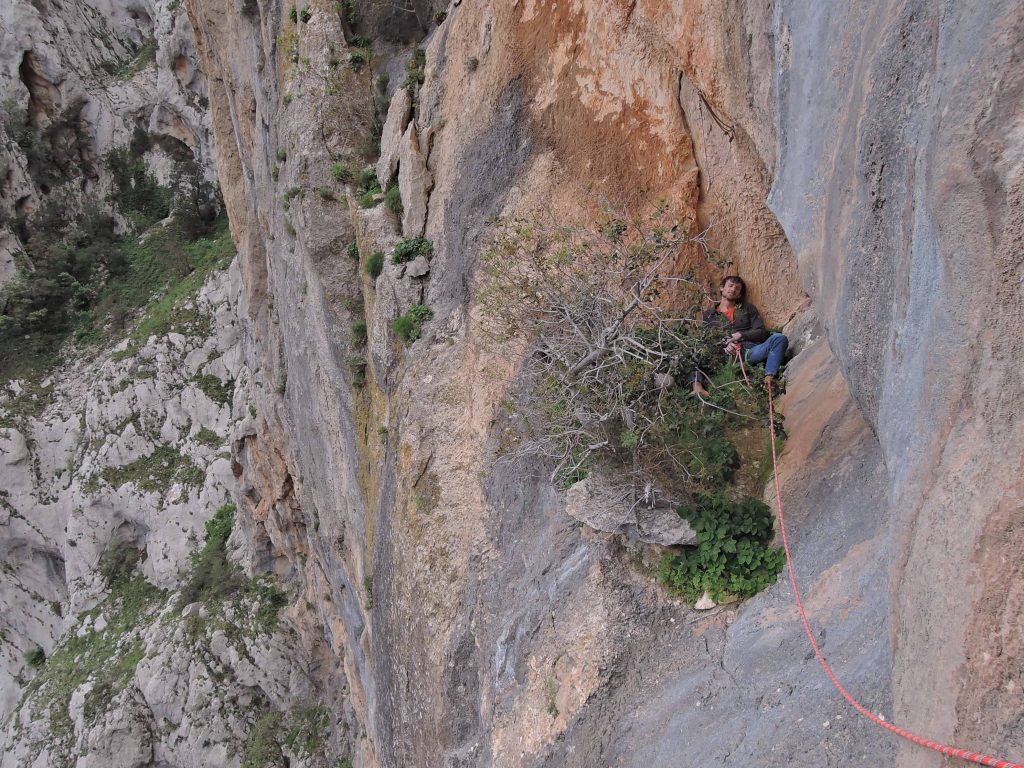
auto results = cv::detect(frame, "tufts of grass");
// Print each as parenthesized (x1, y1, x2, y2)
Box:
(392, 304, 433, 345)
(365, 251, 384, 279)
(101, 445, 205, 493)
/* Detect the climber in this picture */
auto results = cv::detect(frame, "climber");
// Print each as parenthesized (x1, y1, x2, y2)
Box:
(691, 275, 788, 397)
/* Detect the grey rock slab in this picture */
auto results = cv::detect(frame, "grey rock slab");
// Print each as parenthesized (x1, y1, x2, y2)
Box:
(399, 122, 433, 237)
(377, 87, 413, 189)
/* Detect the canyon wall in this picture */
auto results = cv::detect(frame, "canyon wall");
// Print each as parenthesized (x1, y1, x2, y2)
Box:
(184, 0, 1023, 764)
(0, 0, 1020, 766)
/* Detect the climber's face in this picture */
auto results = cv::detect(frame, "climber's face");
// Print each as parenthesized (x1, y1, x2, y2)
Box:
(721, 278, 744, 302)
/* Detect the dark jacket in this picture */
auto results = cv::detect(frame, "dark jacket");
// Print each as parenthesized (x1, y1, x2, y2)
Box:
(702, 302, 770, 344)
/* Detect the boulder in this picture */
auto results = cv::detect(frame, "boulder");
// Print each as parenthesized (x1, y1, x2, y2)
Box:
(564, 476, 696, 546)
(404, 255, 430, 279)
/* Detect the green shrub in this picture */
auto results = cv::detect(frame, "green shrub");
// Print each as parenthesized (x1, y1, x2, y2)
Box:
(365, 251, 384, 278)
(384, 183, 402, 216)
(317, 187, 336, 201)
(299, 7, 311, 22)
(243, 711, 285, 768)
(192, 373, 234, 406)
(375, 73, 390, 94)
(656, 493, 785, 602)
(101, 446, 205, 493)
(331, 162, 354, 183)
(196, 427, 221, 447)
(180, 503, 242, 606)
(25, 647, 45, 668)
(347, 355, 367, 387)
(284, 219, 296, 237)
(169, 157, 222, 239)
(351, 319, 367, 346)
(358, 190, 378, 209)
(392, 304, 433, 344)
(391, 236, 432, 264)
(101, 38, 158, 79)
(276, 147, 287, 162)
(356, 167, 378, 191)
(334, 0, 358, 25)
(98, 543, 144, 587)
(349, 35, 372, 48)
(433, 10, 447, 24)
(347, 240, 359, 260)
(348, 50, 369, 70)
(402, 47, 426, 90)
(104, 146, 171, 226)
(288, 5, 297, 22)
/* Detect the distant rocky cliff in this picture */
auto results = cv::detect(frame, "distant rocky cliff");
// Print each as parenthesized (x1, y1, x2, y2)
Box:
(1, 0, 1021, 767)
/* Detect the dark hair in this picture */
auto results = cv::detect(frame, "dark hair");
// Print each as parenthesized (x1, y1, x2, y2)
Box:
(719, 275, 746, 300)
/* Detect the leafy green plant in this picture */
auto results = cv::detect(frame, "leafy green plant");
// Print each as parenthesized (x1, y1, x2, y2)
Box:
(384, 183, 402, 216)
(391, 236, 432, 264)
(288, 5, 298, 22)
(365, 251, 384, 278)
(104, 146, 171, 226)
(180, 503, 240, 605)
(351, 319, 367, 346)
(299, 7, 311, 22)
(195, 427, 221, 447)
(347, 240, 360, 260)
(349, 35, 372, 48)
(402, 48, 426, 90)
(356, 167, 378, 191)
(347, 355, 367, 387)
(656, 492, 785, 601)
(276, 147, 287, 162)
(101, 445, 205, 493)
(25, 647, 45, 668)
(335, 0, 358, 26)
(101, 38, 158, 79)
(192, 373, 235, 406)
(348, 50, 369, 70)
(331, 162, 354, 183)
(392, 304, 433, 344)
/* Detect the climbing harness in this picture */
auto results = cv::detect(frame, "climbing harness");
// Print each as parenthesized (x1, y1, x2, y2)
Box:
(735, 342, 1023, 768)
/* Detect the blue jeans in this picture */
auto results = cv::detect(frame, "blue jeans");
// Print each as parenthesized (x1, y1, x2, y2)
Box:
(743, 333, 788, 376)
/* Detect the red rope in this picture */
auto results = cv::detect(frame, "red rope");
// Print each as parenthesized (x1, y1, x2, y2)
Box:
(734, 345, 752, 388)
(763, 380, 1023, 768)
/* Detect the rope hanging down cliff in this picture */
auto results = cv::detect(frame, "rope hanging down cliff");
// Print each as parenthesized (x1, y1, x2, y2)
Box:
(736, 345, 1023, 768)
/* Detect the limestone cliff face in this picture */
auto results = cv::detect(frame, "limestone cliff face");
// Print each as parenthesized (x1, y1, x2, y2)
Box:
(0, 0, 214, 282)
(184, 0, 1022, 766)
(3, 0, 1017, 765)
(767, 2, 1024, 762)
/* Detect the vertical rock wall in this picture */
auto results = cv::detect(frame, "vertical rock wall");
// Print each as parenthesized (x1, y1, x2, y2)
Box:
(768, 1, 1024, 763)
(182, 0, 1023, 767)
